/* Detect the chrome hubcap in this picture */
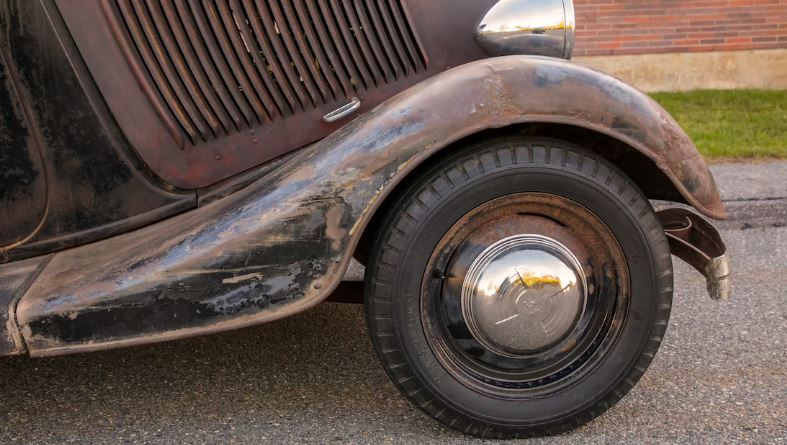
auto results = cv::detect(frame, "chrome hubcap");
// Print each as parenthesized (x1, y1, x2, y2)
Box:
(461, 234, 587, 358)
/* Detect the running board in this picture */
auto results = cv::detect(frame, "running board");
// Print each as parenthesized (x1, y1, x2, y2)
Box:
(657, 208, 731, 301)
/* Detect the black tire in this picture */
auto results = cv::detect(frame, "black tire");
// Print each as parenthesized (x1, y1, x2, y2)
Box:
(364, 136, 673, 438)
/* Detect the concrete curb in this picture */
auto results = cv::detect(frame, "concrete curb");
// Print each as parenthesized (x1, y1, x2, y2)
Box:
(710, 161, 787, 230)
(710, 161, 787, 202)
(574, 49, 787, 93)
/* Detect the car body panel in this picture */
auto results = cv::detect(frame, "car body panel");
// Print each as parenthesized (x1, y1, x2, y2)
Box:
(0, 0, 195, 263)
(57, 0, 496, 189)
(15, 56, 723, 357)
(0, 50, 48, 248)
(0, 256, 50, 356)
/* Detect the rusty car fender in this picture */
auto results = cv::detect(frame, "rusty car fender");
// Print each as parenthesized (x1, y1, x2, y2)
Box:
(13, 56, 724, 356)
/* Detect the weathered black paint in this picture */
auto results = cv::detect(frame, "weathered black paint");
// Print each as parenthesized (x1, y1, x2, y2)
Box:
(14, 57, 724, 357)
(0, 9, 47, 247)
(0, 0, 194, 262)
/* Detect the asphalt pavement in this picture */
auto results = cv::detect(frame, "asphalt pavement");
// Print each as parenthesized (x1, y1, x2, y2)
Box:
(0, 162, 785, 444)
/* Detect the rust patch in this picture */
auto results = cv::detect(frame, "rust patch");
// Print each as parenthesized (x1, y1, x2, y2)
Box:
(325, 205, 348, 252)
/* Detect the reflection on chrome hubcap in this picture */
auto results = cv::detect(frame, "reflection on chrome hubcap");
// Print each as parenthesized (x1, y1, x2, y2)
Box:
(461, 235, 587, 358)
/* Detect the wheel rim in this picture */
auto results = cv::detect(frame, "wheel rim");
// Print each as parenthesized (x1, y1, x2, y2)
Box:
(421, 192, 630, 396)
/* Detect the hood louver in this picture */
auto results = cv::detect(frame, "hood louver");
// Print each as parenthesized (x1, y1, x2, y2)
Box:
(115, 0, 427, 145)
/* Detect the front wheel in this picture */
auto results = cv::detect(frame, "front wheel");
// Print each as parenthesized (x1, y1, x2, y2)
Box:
(364, 136, 673, 438)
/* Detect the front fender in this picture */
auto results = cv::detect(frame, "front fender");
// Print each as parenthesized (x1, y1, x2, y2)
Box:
(15, 56, 723, 356)
(385, 55, 723, 219)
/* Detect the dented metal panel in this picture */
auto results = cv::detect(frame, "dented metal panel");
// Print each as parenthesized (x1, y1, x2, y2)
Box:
(15, 56, 724, 356)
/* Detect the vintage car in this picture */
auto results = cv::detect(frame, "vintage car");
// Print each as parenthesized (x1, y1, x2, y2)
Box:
(0, 0, 730, 438)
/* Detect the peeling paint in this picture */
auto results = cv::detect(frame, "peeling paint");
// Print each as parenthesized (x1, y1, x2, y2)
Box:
(221, 272, 264, 284)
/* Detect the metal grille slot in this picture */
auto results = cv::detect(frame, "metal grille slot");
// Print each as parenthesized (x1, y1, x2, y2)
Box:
(115, 0, 427, 144)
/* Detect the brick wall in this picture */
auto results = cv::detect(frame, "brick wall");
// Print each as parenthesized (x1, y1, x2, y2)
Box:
(573, 0, 787, 57)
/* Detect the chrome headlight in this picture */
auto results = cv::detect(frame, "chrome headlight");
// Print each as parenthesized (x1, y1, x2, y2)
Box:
(476, 0, 576, 60)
